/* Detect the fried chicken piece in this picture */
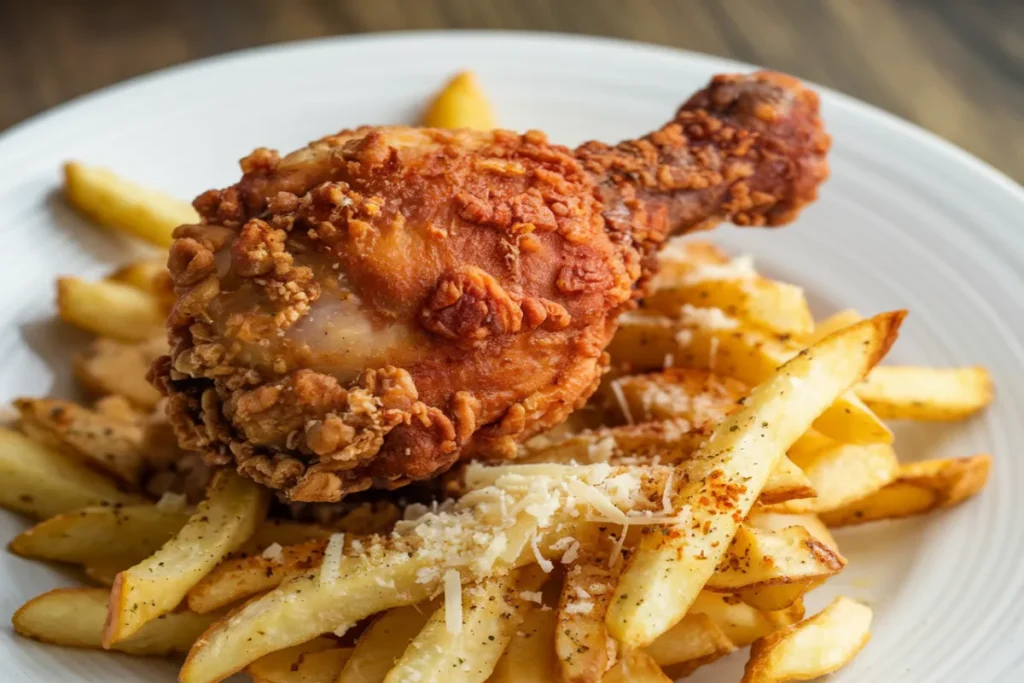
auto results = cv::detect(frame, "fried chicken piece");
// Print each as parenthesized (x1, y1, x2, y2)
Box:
(152, 71, 830, 502)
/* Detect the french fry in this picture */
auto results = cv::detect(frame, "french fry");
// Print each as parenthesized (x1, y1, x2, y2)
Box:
(606, 312, 903, 648)
(247, 638, 352, 683)
(186, 539, 327, 613)
(645, 612, 735, 668)
(422, 71, 495, 130)
(63, 161, 198, 248)
(385, 569, 543, 683)
(15, 397, 147, 485)
(57, 277, 165, 342)
(609, 368, 747, 426)
(645, 276, 813, 336)
(13, 588, 219, 656)
(855, 366, 994, 420)
(243, 518, 334, 551)
(0, 427, 145, 519)
(602, 650, 672, 683)
(104, 470, 269, 645)
(804, 309, 863, 344)
(9, 505, 188, 565)
(704, 525, 845, 593)
(770, 442, 899, 514)
(609, 310, 892, 445)
(742, 596, 872, 683)
(556, 531, 620, 683)
(84, 559, 131, 586)
(180, 543, 443, 683)
(820, 454, 991, 527)
(747, 511, 838, 552)
(686, 592, 804, 648)
(515, 425, 814, 506)
(488, 604, 559, 683)
(74, 336, 165, 409)
(108, 258, 174, 308)
(338, 603, 437, 683)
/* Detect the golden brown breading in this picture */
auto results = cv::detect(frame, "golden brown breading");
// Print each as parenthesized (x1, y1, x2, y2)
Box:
(153, 71, 830, 501)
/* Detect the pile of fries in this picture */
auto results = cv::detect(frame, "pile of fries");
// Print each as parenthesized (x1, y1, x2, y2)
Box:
(2, 72, 994, 683)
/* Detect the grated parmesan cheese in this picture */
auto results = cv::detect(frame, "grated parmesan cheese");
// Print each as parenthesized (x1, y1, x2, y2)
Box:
(564, 601, 594, 615)
(662, 470, 674, 514)
(519, 590, 543, 604)
(444, 569, 463, 634)
(531, 532, 554, 573)
(155, 491, 188, 514)
(318, 533, 345, 587)
(561, 540, 581, 565)
(610, 380, 635, 426)
(261, 542, 283, 563)
(681, 255, 757, 284)
(679, 304, 738, 331)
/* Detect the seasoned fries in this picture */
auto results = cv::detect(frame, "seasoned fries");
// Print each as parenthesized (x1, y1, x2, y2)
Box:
(57, 276, 166, 342)
(74, 336, 165, 409)
(15, 397, 147, 485)
(104, 470, 269, 645)
(421, 71, 496, 130)
(742, 596, 872, 683)
(607, 313, 902, 648)
(9, 504, 188, 565)
(856, 365, 994, 420)
(820, 454, 992, 527)
(14, 587, 220, 656)
(338, 603, 436, 683)
(2, 76, 997, 683)
(247, 639, 352, 683)
(63, 161, 198, 247)
(0, 428, 145, 519)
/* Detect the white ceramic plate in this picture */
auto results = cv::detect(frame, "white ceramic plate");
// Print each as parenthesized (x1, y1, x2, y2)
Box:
(1, 31, 1022, 682)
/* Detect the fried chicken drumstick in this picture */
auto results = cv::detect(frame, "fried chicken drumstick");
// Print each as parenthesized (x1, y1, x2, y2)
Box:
(153, 71, 830, 502)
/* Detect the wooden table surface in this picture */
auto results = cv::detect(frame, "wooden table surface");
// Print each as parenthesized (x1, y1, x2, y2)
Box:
(1, 0, 1021, 181)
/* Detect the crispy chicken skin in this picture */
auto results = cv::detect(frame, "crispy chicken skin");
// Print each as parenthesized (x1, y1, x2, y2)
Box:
(152, 71, 830, 502)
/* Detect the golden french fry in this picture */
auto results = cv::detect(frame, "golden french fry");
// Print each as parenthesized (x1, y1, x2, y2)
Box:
(385, 569, 543, 683)
(646, 275, 813, 336)
(64, 161, 198, 247)
(742, 596, 872, 683)
(747, 511, 838, 552)
(770, 442, 899, 514)
(489, 605, 559, 683)
(243, 519, 334, 551)
(685, 592, 804, 648)
(57, 277, 165, 342)
(602, 650, 672, 683)
(338, 603, 437, 683)
(84, 559, 132, 586)
(186, 539, 327, 614)
(15, 397, 146, 485)
(606, 312, 902, 648)
(247, 638, 352, 683)
(705, 525, 845, 593)
(422, 71, 495, 130)
(13, 588, 219, 656)
(0, 428, 145, 519)
(108, 258, 173, 308)
(804, 309, 863, 344)
(855, 366, 993, 420)
(74, 337, 165, 409)
(9, 505, 188, 565)
(556, 531, 620, 683)
(104, 470, 268, 646)
(609, 368, 747, 427)
(820, 454, 991, 527)
(646, 612, 735, 668)
(609, 310, 892, 445)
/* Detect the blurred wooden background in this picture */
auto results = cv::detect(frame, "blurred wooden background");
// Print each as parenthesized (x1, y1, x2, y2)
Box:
(1, 0, 1021, 181)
